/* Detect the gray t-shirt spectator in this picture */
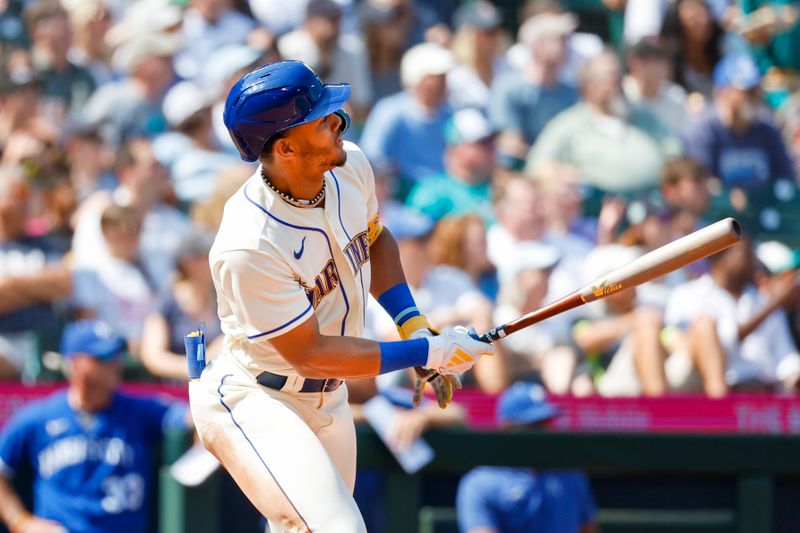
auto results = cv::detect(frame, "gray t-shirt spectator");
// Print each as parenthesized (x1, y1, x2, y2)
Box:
(527, 102, 682, 193)
(489, 72, 578, 145)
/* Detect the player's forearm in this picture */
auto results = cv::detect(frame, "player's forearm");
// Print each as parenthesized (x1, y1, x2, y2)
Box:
(0, 476, 30, 532)
(282, 334, 383, 379)
(368, 229, 408, 298)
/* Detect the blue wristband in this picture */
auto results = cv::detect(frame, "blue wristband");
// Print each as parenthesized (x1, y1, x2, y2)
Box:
(379, 338, 428, 374)
(377, 282, 421, 326)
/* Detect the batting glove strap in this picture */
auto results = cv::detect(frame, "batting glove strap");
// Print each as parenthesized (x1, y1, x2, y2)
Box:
(424, 326, 495, 375)
(399, 315, 435, 340)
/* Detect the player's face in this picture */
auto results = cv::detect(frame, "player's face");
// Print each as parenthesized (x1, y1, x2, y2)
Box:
(286, 113, 347, 171)
(70, 355, 121, 409)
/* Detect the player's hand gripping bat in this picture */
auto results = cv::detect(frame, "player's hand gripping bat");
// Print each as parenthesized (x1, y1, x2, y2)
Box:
(478, 217, 742, 343)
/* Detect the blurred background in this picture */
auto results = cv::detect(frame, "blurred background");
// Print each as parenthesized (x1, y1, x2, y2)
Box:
(1, 0, 800, 531)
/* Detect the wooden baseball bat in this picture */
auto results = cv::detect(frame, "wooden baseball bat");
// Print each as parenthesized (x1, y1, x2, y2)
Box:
(478, 217, 742, 343)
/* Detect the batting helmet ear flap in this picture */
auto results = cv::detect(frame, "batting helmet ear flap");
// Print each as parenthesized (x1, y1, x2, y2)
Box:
(334, 109, 350, 135)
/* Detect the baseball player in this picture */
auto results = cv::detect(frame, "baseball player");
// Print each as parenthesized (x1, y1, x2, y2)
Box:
(188, 60, 495, 532)
(0, 320, 189, 533)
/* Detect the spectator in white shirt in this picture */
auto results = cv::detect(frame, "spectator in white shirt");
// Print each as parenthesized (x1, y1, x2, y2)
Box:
(665, 236, 800, 396)
(71, 204, 157, 355)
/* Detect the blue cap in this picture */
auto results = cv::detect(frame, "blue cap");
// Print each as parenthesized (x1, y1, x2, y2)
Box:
(496, 382, 561, 425)
(713, 54, 761, 90)
(60, 320, 126, 360)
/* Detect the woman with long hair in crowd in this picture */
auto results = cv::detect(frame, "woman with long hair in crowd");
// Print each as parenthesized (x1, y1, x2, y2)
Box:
(659, 0, 725, 98)
(428, 213, 499, 302)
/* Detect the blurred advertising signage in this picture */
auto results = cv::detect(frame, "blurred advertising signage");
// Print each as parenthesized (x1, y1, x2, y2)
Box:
(456, 390, 800, 434)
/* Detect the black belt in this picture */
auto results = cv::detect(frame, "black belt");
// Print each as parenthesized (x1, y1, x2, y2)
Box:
(256, 371, 343, 393)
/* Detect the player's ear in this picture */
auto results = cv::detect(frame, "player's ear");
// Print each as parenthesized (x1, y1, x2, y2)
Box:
(273, 137, 294, 159)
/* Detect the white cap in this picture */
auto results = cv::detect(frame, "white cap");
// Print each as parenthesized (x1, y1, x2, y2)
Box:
(499, 242, 561, 283)
(445, 108, 494, 145)
(756, 240, 797, 274)
(105, 0, 183, 48)
(163, 81, 212, 127)
(112, 33, 181, 73)
(519, 12, 578, 47)
(401, 42, 456, 88)
(581, 244, 640, 285)
(201, 45, 262, 91)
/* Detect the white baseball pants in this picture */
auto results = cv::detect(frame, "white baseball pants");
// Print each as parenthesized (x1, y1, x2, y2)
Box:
(189, 352, 367, 533)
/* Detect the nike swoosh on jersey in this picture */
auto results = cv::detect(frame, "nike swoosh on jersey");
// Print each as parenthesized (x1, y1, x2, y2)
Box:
(293, 237, 307, 260)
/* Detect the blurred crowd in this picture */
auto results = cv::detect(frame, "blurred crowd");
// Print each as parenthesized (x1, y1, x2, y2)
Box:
(1, 0, 800, 405)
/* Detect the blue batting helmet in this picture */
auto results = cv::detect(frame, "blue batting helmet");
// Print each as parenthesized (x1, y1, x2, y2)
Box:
(223, 60, 351, 162)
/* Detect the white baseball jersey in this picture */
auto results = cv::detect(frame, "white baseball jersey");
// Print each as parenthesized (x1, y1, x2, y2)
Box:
(209, 141, 379, 378)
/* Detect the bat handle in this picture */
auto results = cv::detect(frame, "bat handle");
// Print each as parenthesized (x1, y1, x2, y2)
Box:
(478, 327, 506, 344)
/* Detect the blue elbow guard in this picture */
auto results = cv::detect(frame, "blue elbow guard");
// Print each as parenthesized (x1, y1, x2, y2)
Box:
(184, 330, 206, 380)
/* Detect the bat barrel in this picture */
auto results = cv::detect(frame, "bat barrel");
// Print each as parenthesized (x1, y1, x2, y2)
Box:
(578, 217, 741, 304)
(479, 218, 742, 343)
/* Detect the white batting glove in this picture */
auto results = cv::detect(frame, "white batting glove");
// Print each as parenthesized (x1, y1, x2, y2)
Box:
(425, 325, 495, 375)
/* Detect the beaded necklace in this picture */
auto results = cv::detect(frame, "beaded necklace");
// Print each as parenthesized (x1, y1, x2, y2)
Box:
(261, 168, 325, 208)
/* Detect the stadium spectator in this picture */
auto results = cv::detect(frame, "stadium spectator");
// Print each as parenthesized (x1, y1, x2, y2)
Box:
(154, 81, 241, 204)
(659, 0, 726, 98)
(664, 236, 800, 396)
(63, 127, 117, 202)
(573, 244, 671, 397)
(428, 214, 498, 302)
(71, 204, 157, 355)
(489, 176, 590, 301)
(0, 165, 71, 381)
(737, 0, 800, 108)
(82, 32, 179, 148)
(494, 244, 588, 394)
(406, 108, 495, 224)
(64, 0, 114, 87)
(623, 36, 688, 136)
(529, 161, 599, 245)
(359, 42, 455, 193)
(201, 44, 270, 155)
(682, 53, 797, 189)
(359, 0, 415, 101)
(190, 164, 254, 233)
(278, 0, 374, 123)
(26, 163, 78, 257)
(526, 51, 682, 194)
(776, 92, 800, 175)
(141, 229, 222, 381)
(456, 382, 598, 533)
(173, 0, 257, 81)
(447, 0, 508, 111)
(489, 11, 578, 151)
(0, 51, 43, 151)
(0, 320, 190, 533)
(660, 156, 712, 238)
(23, 0, 95, 115)
(71, 138, 193, 294)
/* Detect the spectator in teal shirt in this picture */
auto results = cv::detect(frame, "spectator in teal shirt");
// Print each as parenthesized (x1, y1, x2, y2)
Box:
(739, 0, 800, 108)
(406, 108, 496, 225)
